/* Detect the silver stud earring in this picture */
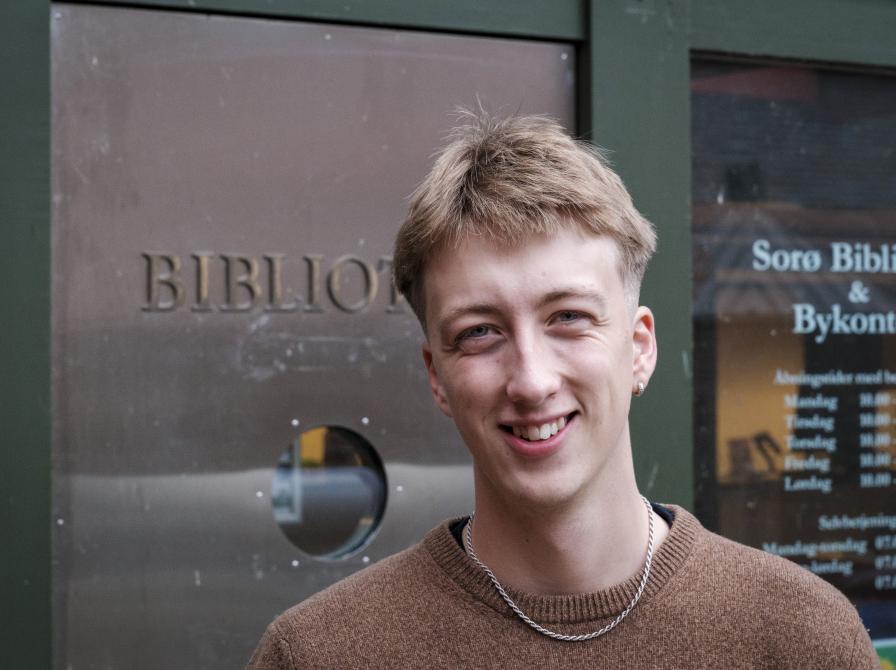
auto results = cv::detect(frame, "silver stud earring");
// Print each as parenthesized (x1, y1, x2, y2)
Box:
(634, 381, 645, 397)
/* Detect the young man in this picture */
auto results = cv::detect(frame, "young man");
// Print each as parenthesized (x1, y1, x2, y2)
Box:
(248, 115, 878, 668)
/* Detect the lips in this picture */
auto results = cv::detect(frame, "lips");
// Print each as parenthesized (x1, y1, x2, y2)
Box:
(499, 412, 575, 455)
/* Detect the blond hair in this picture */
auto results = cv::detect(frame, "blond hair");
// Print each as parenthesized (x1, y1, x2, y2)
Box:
(393, 113, 657, 324)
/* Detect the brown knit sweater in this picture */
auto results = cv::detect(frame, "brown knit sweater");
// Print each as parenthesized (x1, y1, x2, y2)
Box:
(246, 506, 879, 669)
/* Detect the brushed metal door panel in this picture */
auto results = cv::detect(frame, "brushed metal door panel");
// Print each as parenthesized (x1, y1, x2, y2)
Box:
(51, 5, 575, 667)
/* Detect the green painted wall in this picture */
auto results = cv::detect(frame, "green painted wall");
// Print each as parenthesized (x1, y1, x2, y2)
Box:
(88, 0, 585, 39)
(584, 0, 693, 507)
(0, 2, 50, 668)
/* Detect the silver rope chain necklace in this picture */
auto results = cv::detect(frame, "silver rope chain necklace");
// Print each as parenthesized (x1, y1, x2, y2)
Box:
(462, 495, 655, 642)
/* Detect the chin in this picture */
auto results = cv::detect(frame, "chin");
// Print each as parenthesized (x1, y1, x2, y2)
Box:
(501, 474, 590, 511)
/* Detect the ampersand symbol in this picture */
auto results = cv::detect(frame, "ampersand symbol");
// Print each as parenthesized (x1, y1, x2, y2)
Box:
(848, 280, 870, 304)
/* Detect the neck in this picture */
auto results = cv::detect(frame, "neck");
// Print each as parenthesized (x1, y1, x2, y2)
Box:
(468, 466, 668, 595)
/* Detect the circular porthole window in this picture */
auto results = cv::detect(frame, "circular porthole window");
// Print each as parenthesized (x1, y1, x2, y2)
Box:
(272, 426, 387, 559)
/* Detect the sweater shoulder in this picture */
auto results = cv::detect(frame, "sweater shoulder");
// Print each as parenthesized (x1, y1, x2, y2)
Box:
(280, 540, 433, 624)
(683, 523, 875, 667)
(697, 526, 856, 614)
(248, 539, 446, 668)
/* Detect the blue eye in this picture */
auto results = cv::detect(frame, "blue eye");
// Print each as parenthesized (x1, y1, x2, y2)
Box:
(453, 324, 499, 352)
(460, 325, 491, 339)
(557, 311, 581, 322)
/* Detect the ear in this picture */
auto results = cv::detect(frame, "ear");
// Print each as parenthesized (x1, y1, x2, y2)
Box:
(632, 306, 658, 387)
(422, 342, 452, 417)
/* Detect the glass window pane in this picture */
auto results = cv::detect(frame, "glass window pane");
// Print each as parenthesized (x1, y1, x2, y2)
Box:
(272, 426, 387, 559)
(692, 60, 896, 648)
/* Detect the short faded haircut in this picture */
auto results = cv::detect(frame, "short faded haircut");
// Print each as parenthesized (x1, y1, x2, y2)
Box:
(393, 113, 657, 325)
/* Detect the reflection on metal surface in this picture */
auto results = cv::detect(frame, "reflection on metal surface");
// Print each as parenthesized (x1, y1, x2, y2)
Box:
(273, 427, 387, 558)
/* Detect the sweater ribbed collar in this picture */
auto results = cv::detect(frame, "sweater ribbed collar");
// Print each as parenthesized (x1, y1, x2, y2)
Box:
(423, 504, 697, 625)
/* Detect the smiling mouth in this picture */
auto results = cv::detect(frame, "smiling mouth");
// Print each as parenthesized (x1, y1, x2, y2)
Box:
(500, 413, 575, 442)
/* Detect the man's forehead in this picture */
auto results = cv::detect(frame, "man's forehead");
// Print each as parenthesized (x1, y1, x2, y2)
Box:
(427, 228, 621, 267)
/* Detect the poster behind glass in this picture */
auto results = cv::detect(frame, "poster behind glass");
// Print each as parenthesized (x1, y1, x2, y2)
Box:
(692, 60, 896, 660)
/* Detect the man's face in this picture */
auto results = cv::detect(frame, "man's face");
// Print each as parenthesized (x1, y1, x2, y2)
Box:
(421, 228, 657, 509)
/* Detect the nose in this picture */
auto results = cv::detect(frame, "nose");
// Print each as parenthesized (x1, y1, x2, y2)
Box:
(504, 333, 561, 407)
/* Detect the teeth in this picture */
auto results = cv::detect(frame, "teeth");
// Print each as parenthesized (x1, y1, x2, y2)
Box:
(512, 417, 568, 442)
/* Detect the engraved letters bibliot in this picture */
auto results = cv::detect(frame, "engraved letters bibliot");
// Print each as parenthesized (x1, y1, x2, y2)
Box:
(142, 252, 404, 314)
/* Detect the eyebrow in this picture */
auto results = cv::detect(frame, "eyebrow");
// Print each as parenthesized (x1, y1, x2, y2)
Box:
(437, 303, 503, 333)
(536, 288, 608, 311)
